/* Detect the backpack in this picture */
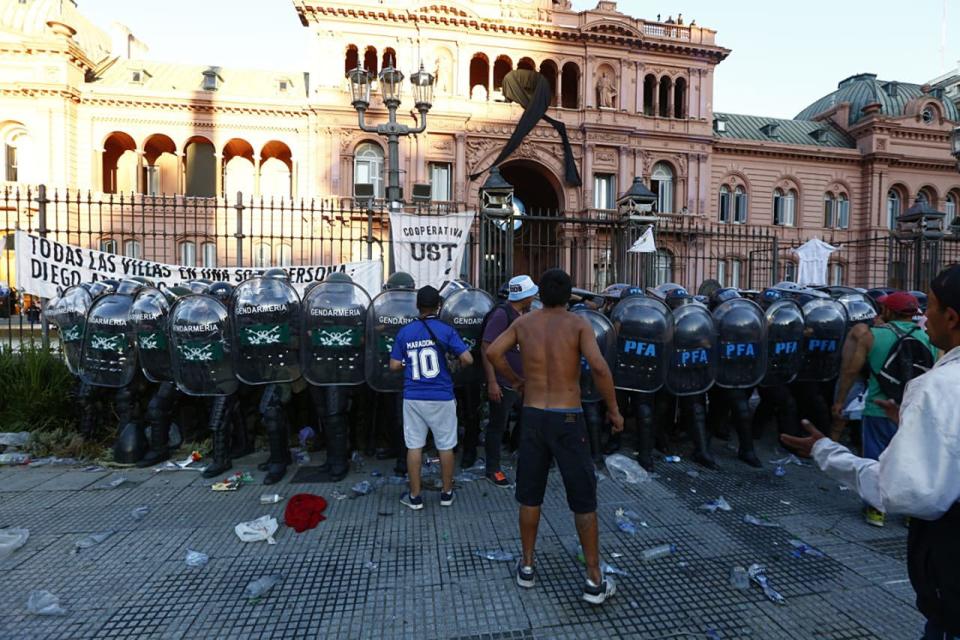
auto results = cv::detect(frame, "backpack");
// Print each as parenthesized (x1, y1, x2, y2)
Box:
(870, 323, 934, 403)
(478, 303, 515, 346)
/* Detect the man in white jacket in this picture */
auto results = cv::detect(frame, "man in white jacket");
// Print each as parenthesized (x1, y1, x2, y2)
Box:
(782, 265, 960, 640)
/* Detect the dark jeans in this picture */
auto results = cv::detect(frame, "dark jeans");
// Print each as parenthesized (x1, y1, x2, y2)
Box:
(486, 386, 521, 475)
(922, 620, 958, 640)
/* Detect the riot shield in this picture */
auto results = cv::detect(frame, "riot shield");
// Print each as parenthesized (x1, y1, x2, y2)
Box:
(365, 289, 419, 393)
(713, 298, 767, 389)
(169, 294, 238, 396)
(572, 308, 617, 403)
(130, 287, 173, 383)
(46, 284, 92, 375)
(231, 277, 302, 385)
(79, 292, 138, 388)
(302, 280, 371, 386)
(761, 299, 805, 387)
(797, 298, 848, 382)
(609, 296, 672, 393)
(664, 303, 717, 396)
(439, 287, 494, 386)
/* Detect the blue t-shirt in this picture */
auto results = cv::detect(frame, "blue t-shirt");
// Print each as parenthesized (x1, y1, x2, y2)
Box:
(390, 316, 469, 401)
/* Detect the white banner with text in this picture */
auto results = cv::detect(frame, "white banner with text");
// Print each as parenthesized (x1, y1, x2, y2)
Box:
(14, 231, 383, 298)
(388, 212, 474, 290)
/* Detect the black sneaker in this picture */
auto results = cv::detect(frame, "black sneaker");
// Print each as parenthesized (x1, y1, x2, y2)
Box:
(400, 492, 424, 510)
(487, 471, 512, 488)
(516, 561, 536, 589)
(583, 576, 616, 605)
(440, 490, 455, 507)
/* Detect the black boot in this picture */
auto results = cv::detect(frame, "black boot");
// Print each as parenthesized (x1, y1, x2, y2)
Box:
(137, 383, 175, 468)
(263, 426, 290, 485)
(202, 398, 233, 479)
(733, 393, 762, 468)
(685, 398, 717, 470)
(323, 415, 351, 482)
(634, 403, 655, 472)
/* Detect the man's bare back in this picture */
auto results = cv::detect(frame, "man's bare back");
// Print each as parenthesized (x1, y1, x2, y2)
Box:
(488, 306, 623, 430)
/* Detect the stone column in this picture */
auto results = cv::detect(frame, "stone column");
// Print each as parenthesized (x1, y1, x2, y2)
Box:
(135, 151, 144, 194)
(666, 78, 675, 119)
(253, 154, 261, 198)
(214, 153, 223, 197)
(651, 79, 659, 118)
(583, 143, 594, 208)
(635, 62, 643, 114)
(178, 153, 186, 196)
(454, 133, 466, 203)
(584, 57, 594, 109)
(618, 146, 630, 196)
(618, 59, 627, 111)
(330, 130, 341, 195)
(93, 148, 104, 193)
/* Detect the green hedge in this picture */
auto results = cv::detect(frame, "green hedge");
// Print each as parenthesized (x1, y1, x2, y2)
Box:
(0, 347, 78, 433)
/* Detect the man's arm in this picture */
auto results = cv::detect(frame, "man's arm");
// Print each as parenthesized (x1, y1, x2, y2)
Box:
(487, 323, 523, 389)
(833, 324, 872, 417)
(389, 358, 404, 372)
(578, 319, 623, 432)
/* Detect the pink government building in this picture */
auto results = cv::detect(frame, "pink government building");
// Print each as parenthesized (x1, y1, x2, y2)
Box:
(2, 0, 959, 291)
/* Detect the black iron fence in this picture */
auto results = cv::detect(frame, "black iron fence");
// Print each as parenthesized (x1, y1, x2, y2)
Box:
(3, 185, 959, 350)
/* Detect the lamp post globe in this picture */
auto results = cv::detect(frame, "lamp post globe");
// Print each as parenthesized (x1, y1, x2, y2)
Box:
(346, 66, 372, 110)
(410, 63, 435, 111)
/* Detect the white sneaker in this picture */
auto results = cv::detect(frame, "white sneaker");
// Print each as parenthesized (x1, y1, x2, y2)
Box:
(583, 576, 616, 605)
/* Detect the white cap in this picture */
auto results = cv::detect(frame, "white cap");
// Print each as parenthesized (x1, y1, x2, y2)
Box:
(507, 275, 538, 302)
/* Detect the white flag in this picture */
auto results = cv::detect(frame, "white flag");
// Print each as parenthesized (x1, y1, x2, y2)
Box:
(627, 226, 656, 253)
(389, 212, 475, 289)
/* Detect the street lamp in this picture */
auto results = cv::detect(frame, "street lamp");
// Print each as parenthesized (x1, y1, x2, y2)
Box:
(347, 60, 434, 208)
(896, 196, 946, 289)
(617, 177, 659, 222)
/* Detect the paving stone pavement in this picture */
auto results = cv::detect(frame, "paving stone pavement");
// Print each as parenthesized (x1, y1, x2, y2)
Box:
(0, 435, 924, 640)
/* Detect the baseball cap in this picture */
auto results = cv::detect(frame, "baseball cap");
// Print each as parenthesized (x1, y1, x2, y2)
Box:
(416, 285, 441, 308)
(877, 291, 920, 314)
(507, 275, 538, 302)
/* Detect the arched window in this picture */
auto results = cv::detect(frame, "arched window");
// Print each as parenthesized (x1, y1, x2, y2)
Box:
(179, 241, 196, 267)
(673, 77, 687, 118)
(946, 192, 958, 220)
(718, 185, 731, 223)
(783, 260, 797, 283)
(887, 189, 902, 229)
(734, 186, 747, 223)
(517, 57, 536, 71)
(651, 162, 673, 213)
(3, 123, 32, 184)
(123, 240, 141, 259)
(540, 60, 559, 107)
(184, 137, 216, 197)
(363, 46, 378, 75)
(643, 74, 657, 116)
(353, 143, 384, 198)
(493, 55, 512, 92)
(344, 45, 359, 74)
(654, 249, 673, 286)
(277, 243, 293, 267)
(918, 187, 936, 208)
(658, 76, 671, 117)
(202, 242, 217, 268)
(253, 242, 271, 268)
(469, 54, 489, 101)
(381, 48, 396, 70)
(100, 239, 118, 254)
(561, 62, 579, 109)
(773, 188, 796, 227)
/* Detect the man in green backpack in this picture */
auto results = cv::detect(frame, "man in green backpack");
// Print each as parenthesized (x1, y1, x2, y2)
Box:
(832, 290, 936, 526)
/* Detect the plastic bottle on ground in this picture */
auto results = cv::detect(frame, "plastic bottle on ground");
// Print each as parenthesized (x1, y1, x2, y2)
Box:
(641, 544, 677, 562)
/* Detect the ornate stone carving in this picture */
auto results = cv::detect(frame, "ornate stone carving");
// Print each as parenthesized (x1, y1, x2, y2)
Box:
(596, 71, 617, 109)
(432, 137, 454, 152)
(594, 147, 616, 164)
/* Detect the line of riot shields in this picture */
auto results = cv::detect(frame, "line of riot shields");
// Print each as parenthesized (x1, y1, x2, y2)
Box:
(44, 267, 875, 480)
(43, 270, 495, 484)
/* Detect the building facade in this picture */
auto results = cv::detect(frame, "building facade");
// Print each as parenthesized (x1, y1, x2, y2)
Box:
(2, 0, 959, 291)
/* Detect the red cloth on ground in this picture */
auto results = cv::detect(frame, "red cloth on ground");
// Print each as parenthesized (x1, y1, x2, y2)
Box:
(283, 493, 328, 533)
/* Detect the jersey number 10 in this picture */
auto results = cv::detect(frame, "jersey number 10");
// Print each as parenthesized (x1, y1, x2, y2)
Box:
(408, 347, 441, 380)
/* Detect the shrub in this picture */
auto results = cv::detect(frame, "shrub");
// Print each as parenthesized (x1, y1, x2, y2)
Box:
(0, 347, 78, 433)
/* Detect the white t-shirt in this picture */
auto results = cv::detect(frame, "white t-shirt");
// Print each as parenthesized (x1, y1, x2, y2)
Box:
(792, 238, 838, 286)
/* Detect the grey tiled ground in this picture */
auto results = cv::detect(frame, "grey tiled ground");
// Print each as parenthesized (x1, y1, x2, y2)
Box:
(0, 434, 924, 639)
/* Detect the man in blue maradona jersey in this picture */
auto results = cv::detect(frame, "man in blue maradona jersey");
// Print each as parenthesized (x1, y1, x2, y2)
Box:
(390, 285, 474, 510)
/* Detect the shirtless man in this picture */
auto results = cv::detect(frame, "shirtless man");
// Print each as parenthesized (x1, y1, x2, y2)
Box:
(487, 268, 624, 605)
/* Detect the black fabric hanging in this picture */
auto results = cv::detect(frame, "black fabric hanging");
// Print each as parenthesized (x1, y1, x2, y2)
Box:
(469, 69, 581, 187)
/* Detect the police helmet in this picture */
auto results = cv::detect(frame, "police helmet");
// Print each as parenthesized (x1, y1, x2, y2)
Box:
(263, 267, 288, 280)
(205, 282, 234, 302)
(710, 287, 741, 308)
(384, 271, 415, 291)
